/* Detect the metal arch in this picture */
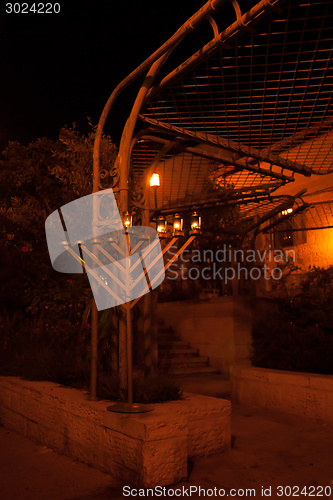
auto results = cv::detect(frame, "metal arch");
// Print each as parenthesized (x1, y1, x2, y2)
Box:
(261, 202, 310, 233)
(243, 196, 297, 235)
(92, 0, 228, 194)
(207, 16, 220, 39)
(230, 0, 254, 33)
(138, 115, 307, 179)
(243, 190, 308, 241)
(274, 199, 333, 233)
(91, 0, 232, 402)
(153, 193, 275, 216)
(145, 0, 284, 102)
(146, 139, 184, 184)
(140, 0, 332, 187)
(130, 137, 185, 212)
(117, 50, 173, 213)
(131, 133, 294, 189)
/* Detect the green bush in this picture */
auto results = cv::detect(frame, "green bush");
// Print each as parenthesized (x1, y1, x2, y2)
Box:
(0, 311, 183, 404)
(0, 311, 91, 387)
(98, 373, 183, 404)
(251, 266, 333, 375)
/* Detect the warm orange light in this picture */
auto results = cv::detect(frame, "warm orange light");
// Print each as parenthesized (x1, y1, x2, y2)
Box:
(156, 216, 167, 236)
(282, 208, 293, 216)
(190, 212, 201, 233)
(123, 211, 132, 227)
(173, 214, 184, 235)
(150, 173, 160, 187)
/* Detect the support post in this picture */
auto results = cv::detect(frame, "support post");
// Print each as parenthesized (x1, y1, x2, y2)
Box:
(90, 300, 98, 400)
(126, 301, 133, 404)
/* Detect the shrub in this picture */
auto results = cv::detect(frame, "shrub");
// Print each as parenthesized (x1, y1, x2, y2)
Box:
(0, 311, 90, 387)
(251, 266, 333, 375)
(98, 373, 183, 404)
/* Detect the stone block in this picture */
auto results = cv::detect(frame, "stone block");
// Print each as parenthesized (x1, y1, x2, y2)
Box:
(187, 415, 231, 456)
(232, 365, 333, 423)
(141, 436, 187, 487)
(0, 376, 231, 488)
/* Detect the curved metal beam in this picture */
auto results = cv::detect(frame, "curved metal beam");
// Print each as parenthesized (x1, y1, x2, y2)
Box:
(145, 0, 284, 102)
(92, 0, 228, 193)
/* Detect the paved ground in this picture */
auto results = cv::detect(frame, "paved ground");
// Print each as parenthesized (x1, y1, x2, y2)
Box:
(173, 373, 231, 398)
(1, 402, 332, 500)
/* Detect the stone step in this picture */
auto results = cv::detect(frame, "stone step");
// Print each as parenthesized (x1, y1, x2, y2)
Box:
(158, 325, 174, 334)
(162, 366, 218, 375)
(172, 374, 231, 397)
(158, 332, 180, 338)
(159, 356, 209, 366)
(158, 324, 217, 377)
(158, 348, 198, 357)
(158, 340, 189, 349)
(157, 338, 180, 349)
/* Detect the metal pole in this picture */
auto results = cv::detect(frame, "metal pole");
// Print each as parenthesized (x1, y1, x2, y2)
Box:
(116, 53, 173, 396)
(95, 1, 226, 407)
(90, 137, 100, 401)
(126, 301, 133, 405)
(90, 300, 98, 399)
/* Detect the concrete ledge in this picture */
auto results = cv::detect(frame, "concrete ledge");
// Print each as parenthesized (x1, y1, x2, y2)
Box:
(0, 377, 231, 487)
(231, 365, 333, 422)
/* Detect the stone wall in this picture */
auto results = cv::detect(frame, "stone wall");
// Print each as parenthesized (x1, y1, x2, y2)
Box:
(294, 227, 333, 270)
(231, 365, 333, 423)
(0, 376, 231, 487)
(269, 172, 333, 272)
(158, 297, 252, 375)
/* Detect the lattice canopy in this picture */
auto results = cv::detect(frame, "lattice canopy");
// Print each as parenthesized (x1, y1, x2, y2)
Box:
(127, 0, 333, 234)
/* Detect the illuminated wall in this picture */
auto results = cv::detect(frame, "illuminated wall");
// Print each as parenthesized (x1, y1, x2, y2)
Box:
(293, 227, 333, 270)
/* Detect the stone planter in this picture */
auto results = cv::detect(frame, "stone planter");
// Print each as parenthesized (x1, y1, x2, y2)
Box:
(231, 365, 333, 422)
(0, 376, 231, 487)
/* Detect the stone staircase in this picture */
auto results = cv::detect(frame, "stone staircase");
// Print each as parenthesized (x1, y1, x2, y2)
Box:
(158, 323, 218, 375)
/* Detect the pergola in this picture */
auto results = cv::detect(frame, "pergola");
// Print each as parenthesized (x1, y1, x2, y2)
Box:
(91, 0, 333, 401)
(94, 0, 332, 235)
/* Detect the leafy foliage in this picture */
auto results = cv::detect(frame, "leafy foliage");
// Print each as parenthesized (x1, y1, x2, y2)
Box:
(0, 124, 118, 389)
(0, 125, 184, 404)
(0, 124, 117, 318)
(251, 266, 333, 375)
(0, 311, 91, 386)
(98, 372, 183, 404)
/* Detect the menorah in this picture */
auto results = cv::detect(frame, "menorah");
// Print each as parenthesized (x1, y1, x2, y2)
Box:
(45, 190, 201, 413)
(69, 224, 198, 413)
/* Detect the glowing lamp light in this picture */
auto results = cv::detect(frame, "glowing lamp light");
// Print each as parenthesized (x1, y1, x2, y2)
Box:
(173, 213, 184, 236)
(156, 216, 167, 237)
(190, 212, 201, 234)
(150, 173, 160, 187)
(281, 208, 293, 216)
(123, 211, 132, 228)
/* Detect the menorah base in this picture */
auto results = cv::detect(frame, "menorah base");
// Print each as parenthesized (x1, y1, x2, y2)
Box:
(107, 402, 154, 413)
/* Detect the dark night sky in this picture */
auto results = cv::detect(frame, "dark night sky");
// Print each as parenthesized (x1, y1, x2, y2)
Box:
(0, 0, 208, 150)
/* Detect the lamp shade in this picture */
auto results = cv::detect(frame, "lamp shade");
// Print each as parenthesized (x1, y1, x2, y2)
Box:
(173, 213, 184, 236)
(156, 216, 167, 236)
(123, 211, 132, 227)
(190, 212, 201, 234)
(150, 173, 160, 187)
